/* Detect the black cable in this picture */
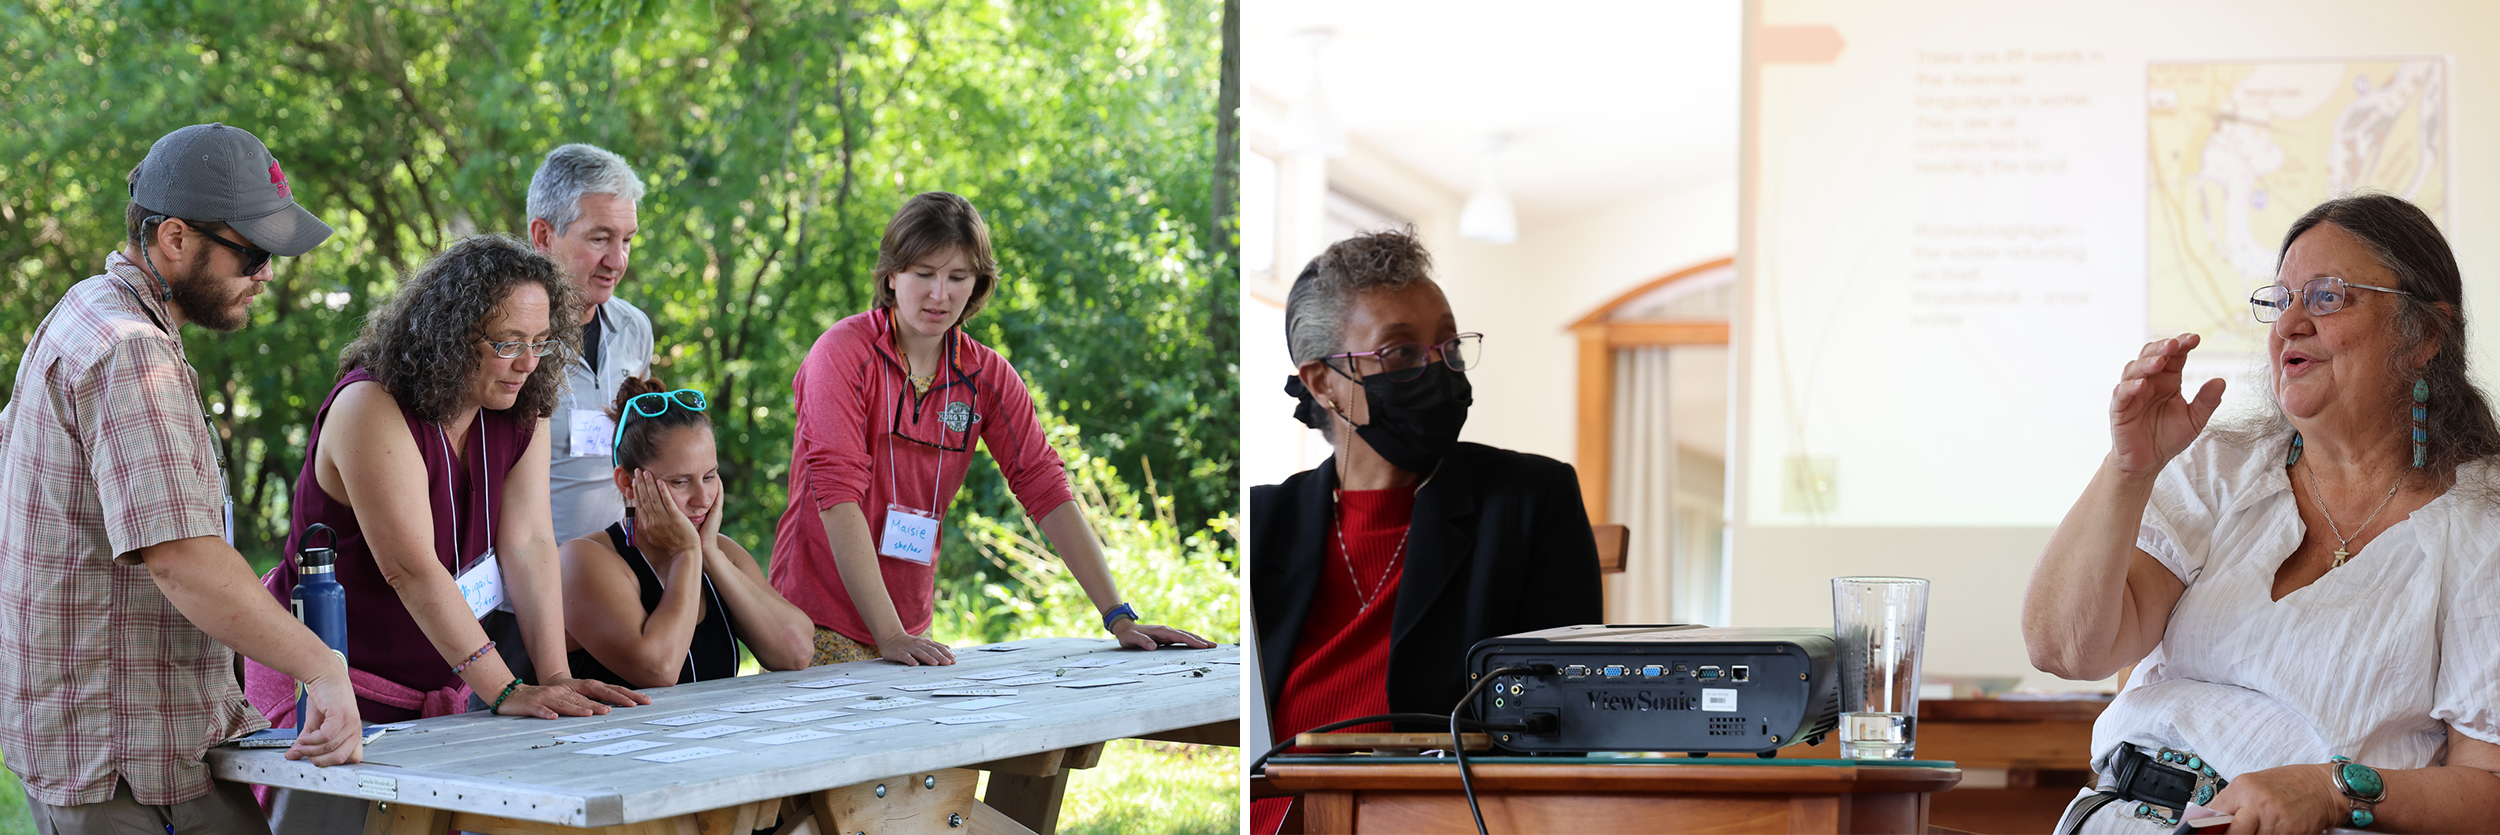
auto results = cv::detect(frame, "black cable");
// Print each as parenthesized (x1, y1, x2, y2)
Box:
(1453, 665, 1533, 835)
(1248, 712, 1521, 775)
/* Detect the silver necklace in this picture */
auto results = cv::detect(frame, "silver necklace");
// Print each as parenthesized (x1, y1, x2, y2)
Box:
(2301, 458, 2407, 568)
(1332, 488, 1409, 615)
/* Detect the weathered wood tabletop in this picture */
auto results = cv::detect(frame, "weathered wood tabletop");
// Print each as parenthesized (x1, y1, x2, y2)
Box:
(207, 637, 1240, 830)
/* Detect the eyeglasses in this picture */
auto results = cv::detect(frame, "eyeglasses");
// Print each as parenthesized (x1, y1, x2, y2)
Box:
(1321, 333, 1484, 382)
(612, 389, 708, 464)
(480, 337, 561, 359)
(2251, 277, 2414, 323)
(192, 226, 274, 277)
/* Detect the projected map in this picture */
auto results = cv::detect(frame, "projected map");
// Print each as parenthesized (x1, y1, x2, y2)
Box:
(2147, 59, 2449, 355)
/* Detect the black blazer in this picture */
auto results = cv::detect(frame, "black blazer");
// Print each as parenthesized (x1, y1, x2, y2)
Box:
(1251, 442, 1603, 731)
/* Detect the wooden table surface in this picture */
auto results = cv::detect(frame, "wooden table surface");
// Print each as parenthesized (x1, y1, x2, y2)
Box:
(207, 637, 1240, 828)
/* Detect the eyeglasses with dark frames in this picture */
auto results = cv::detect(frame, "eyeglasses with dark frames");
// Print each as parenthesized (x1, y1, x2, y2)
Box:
(1321, 333, 1485, 383)
(2250, 277, 2414, 324)
(192, 226, 274, 277)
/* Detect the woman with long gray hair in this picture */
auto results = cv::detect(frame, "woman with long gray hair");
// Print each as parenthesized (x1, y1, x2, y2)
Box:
(2025, 194, 2500, 833)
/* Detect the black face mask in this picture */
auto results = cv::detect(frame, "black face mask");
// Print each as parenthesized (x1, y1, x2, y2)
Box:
(1287, 364, 1473, 475)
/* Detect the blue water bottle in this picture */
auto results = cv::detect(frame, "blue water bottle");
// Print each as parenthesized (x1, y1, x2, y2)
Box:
(290, 523, 349, 728)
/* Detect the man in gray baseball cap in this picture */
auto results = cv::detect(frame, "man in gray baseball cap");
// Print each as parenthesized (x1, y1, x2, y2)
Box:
(0, 123, 362, 834)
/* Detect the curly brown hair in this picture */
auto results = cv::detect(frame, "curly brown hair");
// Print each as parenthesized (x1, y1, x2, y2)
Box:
(338, 234, 582, 424)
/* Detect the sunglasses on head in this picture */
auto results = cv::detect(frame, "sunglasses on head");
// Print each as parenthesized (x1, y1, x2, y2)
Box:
(611, 389, 709, 465)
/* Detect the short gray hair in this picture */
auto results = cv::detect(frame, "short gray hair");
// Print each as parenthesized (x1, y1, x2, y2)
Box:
(1284, 228, 1436, 364)
(527, 144, 646, 237)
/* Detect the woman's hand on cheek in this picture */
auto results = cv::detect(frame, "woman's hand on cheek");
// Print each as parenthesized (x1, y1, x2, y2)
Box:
(2202, 763, 2341, 834)
(633, 470, 702, 557)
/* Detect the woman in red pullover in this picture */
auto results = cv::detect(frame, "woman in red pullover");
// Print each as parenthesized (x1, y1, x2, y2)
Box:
(769, 191, 1212, 666)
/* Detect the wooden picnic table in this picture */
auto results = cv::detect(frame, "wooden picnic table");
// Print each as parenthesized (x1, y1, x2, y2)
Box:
(206, 637, 1241, 835)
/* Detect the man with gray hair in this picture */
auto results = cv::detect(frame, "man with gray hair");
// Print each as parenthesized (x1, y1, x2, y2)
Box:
(527, 143, 657, 543)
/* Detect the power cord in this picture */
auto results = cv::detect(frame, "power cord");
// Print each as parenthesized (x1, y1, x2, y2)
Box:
(1248, 712, 1521, 775)
(1453, 665, 1539, 835)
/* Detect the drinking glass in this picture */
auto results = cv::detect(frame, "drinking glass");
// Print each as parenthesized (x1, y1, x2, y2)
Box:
(1832, 576, 1929, 759)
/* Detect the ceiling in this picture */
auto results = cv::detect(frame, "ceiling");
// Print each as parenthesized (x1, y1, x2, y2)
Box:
(1241, 0, 1743, 219)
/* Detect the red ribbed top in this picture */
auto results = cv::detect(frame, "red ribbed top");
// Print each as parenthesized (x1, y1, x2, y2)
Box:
(1253, 485, 1415, 835)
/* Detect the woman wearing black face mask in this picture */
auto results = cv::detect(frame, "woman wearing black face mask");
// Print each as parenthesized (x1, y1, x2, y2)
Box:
(1249, 229, 1603, 835)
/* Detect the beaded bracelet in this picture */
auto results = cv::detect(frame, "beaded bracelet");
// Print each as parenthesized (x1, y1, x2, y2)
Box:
(490, 677, 524, 713)
(450, 641, 497, 675)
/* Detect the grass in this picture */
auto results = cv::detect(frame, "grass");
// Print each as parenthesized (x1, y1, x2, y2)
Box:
(1057, 740, 1239, 835)
(1, 753, 32, 835)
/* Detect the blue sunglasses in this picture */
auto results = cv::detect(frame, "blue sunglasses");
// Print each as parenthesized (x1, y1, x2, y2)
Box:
(612, 389, 708, 465)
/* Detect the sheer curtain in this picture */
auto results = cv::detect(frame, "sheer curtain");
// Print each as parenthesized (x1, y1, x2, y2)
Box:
(1607, 346, 1728, 625)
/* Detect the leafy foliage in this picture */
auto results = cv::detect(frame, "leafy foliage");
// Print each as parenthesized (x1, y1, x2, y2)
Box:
(0, 0, 1239, 571)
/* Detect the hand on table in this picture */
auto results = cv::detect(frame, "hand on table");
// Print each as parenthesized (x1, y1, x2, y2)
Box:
(547, 672, 650, 707)
(493, 677, 642, 719)
(877, 632, 956, 666)
(1112, 621, 1216, 651)
(2109, 333, 2227, 477)
(2198, 763, 2342, 834)
(286, 674, 365, 766)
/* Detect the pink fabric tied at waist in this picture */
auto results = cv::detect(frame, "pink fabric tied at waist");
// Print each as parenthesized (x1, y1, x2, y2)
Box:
(240, 657, 474, 813)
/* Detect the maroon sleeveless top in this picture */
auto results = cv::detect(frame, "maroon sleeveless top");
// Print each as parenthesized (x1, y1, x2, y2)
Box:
(264, 366, 534, 699)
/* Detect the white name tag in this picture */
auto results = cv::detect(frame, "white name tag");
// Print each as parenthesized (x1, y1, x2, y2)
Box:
(877, 505, 940, 565)
(568, 409, 616, 458)
(455, 549, 508, 620)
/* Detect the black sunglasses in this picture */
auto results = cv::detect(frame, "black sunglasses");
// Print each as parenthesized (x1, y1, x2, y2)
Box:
(194, 226, 274, 277)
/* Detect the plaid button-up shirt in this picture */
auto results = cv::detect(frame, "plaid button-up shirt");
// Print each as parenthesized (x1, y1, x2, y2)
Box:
(0, 251, 266, 807)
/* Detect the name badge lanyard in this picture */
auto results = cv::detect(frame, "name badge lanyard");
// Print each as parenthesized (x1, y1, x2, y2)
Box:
(886, 375, 948, 529)
(879, 351, 950, 564)
(621, 513, 731, 683)
(437, 409, 496, 575)
(108, 273, 233, 545)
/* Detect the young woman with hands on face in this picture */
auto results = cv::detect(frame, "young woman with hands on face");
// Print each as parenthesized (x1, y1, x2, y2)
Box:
(558, 377, 814, 688)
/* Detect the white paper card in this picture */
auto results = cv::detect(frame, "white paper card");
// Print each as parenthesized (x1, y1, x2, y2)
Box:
(826, 717, 920, 732)
(1058, 658, 1121, 669)
(788, 690, 869, 702)
(955, 669, 1034, 681)
(847, 697, 930, 711)
(974, 645, 1026, 652)
(719, 700, 807, 713)
(454, 550, 506, 621)
(574, 740, 671, 756)
(929, 712, 1027, 726)
(1053, 678, 1139, 689)
(635, 746, 735, 763)
(990, 674, 1062, 687)
(555, 728, 648, 743)
(750, 729, 842, 745)
(931, 689, 1018, 697)
(938, 698, 1026, 711)
(762, 709, 854, 724)
(877, 506, 939, 564)
(891, 681, 979, 692)
(569, 409, 617, 458)
(790, 677, 872, 688)
(646, 713, 731, 727)
(664, 725, 755, 739)
(1130, 664, 1203, 676)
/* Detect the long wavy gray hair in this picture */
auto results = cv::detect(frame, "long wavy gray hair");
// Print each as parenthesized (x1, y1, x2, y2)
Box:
(338, 234, 582, 424)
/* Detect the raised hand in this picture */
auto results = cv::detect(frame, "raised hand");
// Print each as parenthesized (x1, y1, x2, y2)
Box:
(2109, 334, 2227, 476)
(630, 470, 702, 559)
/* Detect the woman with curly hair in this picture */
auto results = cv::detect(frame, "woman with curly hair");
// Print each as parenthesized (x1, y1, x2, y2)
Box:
(244, 235, 648, 742)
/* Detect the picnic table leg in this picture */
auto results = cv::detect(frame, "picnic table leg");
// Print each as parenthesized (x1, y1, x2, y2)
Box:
(979, 742, 1104, 835)
(803, 767, 1001, 835)
(360, 800, 451, 835)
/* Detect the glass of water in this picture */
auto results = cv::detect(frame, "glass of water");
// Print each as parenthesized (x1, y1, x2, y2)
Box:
(1832, 576, 1929, 760)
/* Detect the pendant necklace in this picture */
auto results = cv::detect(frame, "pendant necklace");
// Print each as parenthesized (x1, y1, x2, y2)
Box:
(1332, 487, 1409, 615)
(2302, 457, 2407, 568)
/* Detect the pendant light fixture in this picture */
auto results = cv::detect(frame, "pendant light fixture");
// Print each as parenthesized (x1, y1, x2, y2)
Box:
(1282, 27, 1348, 158)
(1459, 134, 1517, 244)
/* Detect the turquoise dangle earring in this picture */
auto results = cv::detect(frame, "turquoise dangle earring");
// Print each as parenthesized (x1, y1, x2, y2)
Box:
(2287, 432, 2303, 467)
(2412, 379, 2430, 467)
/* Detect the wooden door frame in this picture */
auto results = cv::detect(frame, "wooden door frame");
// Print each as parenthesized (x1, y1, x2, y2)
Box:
(1569, 256, 1734, 523)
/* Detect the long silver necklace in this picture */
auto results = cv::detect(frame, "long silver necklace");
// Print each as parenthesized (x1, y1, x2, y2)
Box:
(1332, 488, 1409, 615)
(2301, 457, 2407, 569)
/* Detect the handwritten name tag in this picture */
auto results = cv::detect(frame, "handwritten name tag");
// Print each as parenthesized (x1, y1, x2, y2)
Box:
(455, 550, 505, 621)
(878, 505, 939, 565)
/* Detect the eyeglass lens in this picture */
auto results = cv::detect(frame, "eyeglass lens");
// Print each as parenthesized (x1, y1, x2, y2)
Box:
(2250, 278, 2349, 323)
(1372, 334, 1484, 382)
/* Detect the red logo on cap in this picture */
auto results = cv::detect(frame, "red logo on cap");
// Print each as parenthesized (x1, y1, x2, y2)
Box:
(269, 160, 290, 198)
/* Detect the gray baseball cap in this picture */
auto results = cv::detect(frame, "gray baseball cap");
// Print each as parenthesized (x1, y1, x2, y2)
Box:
(130, 123, 332, 257)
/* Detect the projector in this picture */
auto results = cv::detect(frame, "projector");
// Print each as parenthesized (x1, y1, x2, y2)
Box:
(1466, 624, 1839, 755)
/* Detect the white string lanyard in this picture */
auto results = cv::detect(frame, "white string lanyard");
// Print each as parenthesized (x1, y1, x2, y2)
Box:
(621, 517, 727, 683)
(884, 351, 947, 517)
(437, 409, 495, 574)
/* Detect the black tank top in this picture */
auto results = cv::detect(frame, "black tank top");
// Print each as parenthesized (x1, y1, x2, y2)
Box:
(567, 522, 743, 686)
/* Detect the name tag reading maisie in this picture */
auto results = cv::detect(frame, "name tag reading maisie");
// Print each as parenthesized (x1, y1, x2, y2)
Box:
(456, 549, 508, 620)
(878, 505, 940, 565)
(569, 409, 617, 459)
